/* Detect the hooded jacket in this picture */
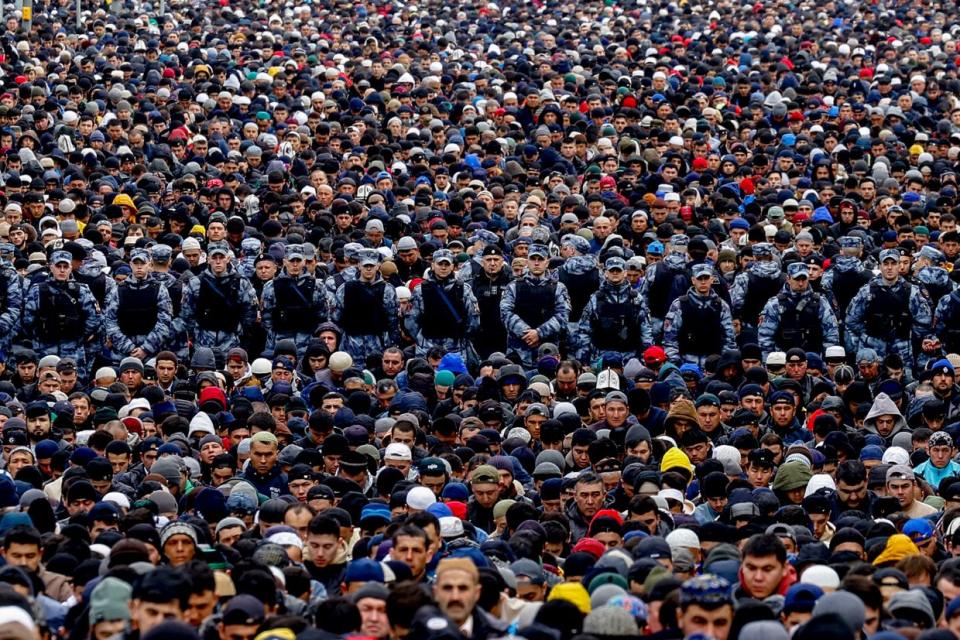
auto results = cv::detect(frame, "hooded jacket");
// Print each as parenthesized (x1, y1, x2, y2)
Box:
(862, 392, 908, 441)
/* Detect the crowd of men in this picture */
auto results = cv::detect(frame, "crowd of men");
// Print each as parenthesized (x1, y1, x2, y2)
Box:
(2, 0, 960, 637)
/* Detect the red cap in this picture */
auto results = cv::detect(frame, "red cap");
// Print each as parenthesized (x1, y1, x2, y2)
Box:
(643, 346, 667, 364)
(572, 538, 606, 560)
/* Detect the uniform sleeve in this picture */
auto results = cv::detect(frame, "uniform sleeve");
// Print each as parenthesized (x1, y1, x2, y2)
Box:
(103, 286, 135, 355)
(820, 296, 841, 349)
(314, 277, 330, 321)
(331, 283, 345, 325)
(406, 287, 424, 338)
(383, 283, 400, 346)
(0, 272, 21, 337)
(261, 281, 276, 335)
(574, 295, 598, 363)
(501, 282, 530, 337)
(80, 285, 102, 339)
(935, 295, 952, 342)
(22, 282, 38, 339)
(462, 281, 480, 335)
(142, 284, 173, 354)
(844, 286, 868, 354)
(240, 279, 259, 331)
(720, 299, 737, 352)
(730, 273, 747, 314)
(911, 286, 934, 341)
(179, 278, 198, 339)
(639, 296, 654, 350)
(820, 271, 835, 310)
(757, 297, 781, 358)
(663, 298, 682, 363)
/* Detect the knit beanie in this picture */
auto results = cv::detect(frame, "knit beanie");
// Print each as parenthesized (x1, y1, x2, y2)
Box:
(582, 606, 639, 638)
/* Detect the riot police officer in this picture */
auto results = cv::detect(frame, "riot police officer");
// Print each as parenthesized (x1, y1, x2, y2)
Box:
(261, 244, 328, 358)
(501, 244, 570, 367)
(664, 262, 736, 367)
(575, 256, 651, 365)
(104, 248, 174, 364)
(469, 245, 512, 358)
(406, 249, 480, 358)
(758, 261, 840, 358)
(332, 248, 399, 362)
(180, 242, 259, 364)
(23, 250, 101, 379)
(846, 248, 932, 378)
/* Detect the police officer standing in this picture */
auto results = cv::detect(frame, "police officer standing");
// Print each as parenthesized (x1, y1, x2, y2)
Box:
(821, 236, 872, 327)
(758, 262, 839, 359)
(332, 248, 399, 362)
(180, 242, 259, 364)
(406, 249, 480, 358)
(501, 244, 570, 367)
(846, 248, 932, 379)
(261, 244, 328, 358)
(663, 263, 736, 367)
(23, 250, 101, 379)
(469, 245, 512, 358)
(575, 256, 651, 366)
(104, 248, 174, 364)
(0, 242, 22, 356)
(731, 243, 784, 329)
(639, 235, 690, 342)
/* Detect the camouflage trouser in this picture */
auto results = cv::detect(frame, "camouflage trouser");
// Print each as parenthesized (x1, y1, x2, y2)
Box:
(341, 334, 387, 364)
(859, 335, 916, 378)
(35, 340, 90, 379)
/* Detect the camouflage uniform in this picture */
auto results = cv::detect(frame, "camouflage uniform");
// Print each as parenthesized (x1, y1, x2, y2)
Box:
(180, 244, 259, 359)
(405, 250, 480, 358)
(574, 257, 651, 365)
(664, 264, 736, 367)
(332, 249, 400, 362)
(261, 245, 329, 358)
(501, 245, 570, 367)
(845, 249, 932, 377)
(0, 250, 23, 355)
(103, 250, 174, 364)
(23, 251, 101, 379)
(758, 263, 840, 359)
(730, 245, 783, 328)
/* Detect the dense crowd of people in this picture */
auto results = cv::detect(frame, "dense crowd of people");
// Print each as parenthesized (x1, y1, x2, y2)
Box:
(2, 0, 960, 638)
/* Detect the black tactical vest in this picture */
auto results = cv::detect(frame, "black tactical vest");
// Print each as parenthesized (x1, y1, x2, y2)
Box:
(117, 281, 160, 336)
(342, 280, 388, 335)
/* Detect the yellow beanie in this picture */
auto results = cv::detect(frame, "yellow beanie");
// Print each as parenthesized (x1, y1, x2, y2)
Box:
(547, 582, 591, 614)
(660, 447, 693, 476)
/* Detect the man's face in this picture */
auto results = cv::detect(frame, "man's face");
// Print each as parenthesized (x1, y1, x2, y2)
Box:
(575, 481, 605, 519)
(874, 415, 897, 437)
(307, 533, 340, 568)
(680, 604, 733, 640)
(888, 479, 915, 507)
(131, 599, 183, 636)
(382, 353, 403, 376)
(605, 402, 628, 427)
(747, 464, 774, 488)
(837, 479, 867, 508)
(930, 443, 955, 469)
(433, 569, 481, 626)
(472, 481, 499, 508)
(741, 554, 785, 599)
(357, 597, 389, 638)
(156, 360, 177, 384)
(250, 441, 277, 474)
(3, 542, 40, 572)
(394, 534, 428, 578)
(933, 372, 955, 392)
(26, 413, 50, 438)
(164, 535, 196, 566)
(186, 590, 217, 628)
(220, 623, 259, 640)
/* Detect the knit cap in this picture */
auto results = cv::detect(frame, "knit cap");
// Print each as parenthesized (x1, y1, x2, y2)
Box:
(582, 605, 639, 638)
(89, 577, 133, 624)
